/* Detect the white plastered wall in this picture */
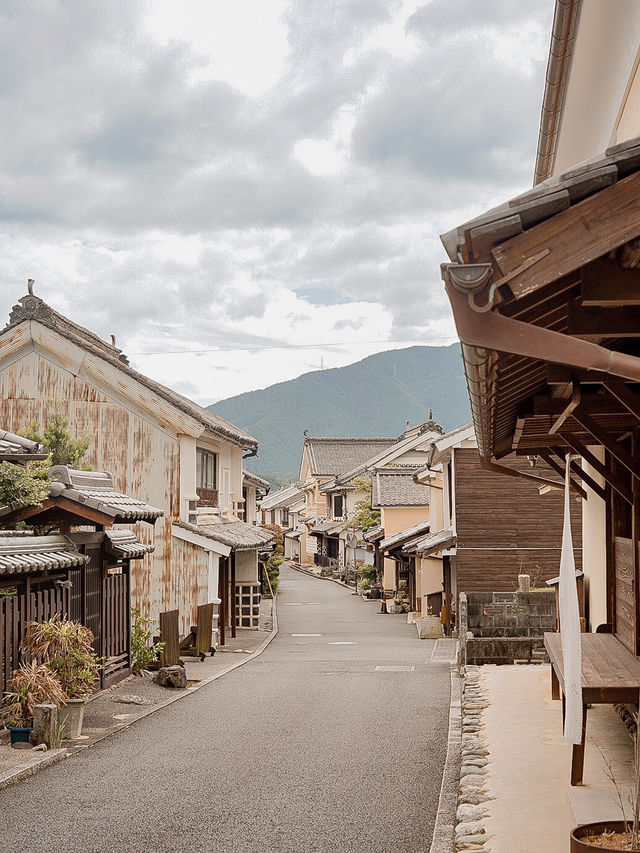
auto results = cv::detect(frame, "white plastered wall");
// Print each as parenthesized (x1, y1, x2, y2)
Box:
(553, 0, 640, 174)
(581, 447, 607, 632)
(235, 550, 258, 584)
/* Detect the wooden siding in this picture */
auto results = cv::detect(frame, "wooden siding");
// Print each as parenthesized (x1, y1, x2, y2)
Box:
(453, 449, 583, 593)
(0, 349, 209, 635)
(614, 536, 635, 653)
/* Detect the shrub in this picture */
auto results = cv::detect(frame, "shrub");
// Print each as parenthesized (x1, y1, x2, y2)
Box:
(262, 554, 282, 596)
(0, 460, 50, 509)
(130, 608, 165, 674)
(21, 615, 101, 698)
(0, 660, 67, 728)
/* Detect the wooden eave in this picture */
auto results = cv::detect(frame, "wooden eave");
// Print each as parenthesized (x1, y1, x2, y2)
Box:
(443, 138, 640, 471)
(0, 497, 116, 528)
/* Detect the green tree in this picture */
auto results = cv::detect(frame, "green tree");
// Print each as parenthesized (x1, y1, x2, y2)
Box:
(0, 460, 50, 509)
(345, 476, 380, 533)
(21, 408, 93, 468)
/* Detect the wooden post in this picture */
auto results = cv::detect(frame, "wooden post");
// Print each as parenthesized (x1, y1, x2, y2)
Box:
(218, 557, 226, 647)
(230, 551, 236, 639)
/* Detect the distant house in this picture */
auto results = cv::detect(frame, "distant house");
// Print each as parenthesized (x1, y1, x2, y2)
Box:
(258, 482, 306, 562)
(0, 288, 273, 639)
(298, 436, 398, 569)
(242, 470, 270, 525)
(404, 426, 582, 634)
(299, 417, 443, 577)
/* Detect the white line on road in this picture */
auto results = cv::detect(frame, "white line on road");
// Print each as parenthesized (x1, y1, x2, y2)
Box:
(327, 642, 357, 645)
(291, 633, 321, 637)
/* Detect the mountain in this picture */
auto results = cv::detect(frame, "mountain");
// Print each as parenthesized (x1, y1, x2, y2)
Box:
(209, 344, 470, 480)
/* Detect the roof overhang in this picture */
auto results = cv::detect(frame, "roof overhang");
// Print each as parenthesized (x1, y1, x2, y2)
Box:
(442, 136, 640, 500)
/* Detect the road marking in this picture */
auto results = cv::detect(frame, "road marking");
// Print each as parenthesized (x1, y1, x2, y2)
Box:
(374, 665, 416, 672)
(291, 633, 321, 637)
(328, 641, 357, 645)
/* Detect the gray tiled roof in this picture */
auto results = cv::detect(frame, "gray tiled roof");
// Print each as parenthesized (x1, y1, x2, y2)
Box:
(176, 519, 275, 552)
(380, 519, 430, 552)
(372, 469, 430, 508)
(0, 429, 44, 459)
(363, 524, 384, 543)
(441, 135, 640, 262)
(105, 529, 155, 560)
(47, 466, 164, 522)
(0, 534, 89, 574)
(406, 528, 455, 557)
(305, 437, 397, 477)
(259, 483, 304, 511)
(309, 520, 343, 537)
(243, 470, 270, 489)
(5, 293, 258, 451)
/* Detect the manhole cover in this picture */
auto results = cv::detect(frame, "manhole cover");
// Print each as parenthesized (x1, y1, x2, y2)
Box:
(374, 665, 415, 672)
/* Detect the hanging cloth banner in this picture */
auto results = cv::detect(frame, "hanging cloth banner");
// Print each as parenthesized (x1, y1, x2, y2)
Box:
(559, 454, 583, 744)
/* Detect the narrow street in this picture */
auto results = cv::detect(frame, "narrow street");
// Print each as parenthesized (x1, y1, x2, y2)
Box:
(0, 564, 451, 853)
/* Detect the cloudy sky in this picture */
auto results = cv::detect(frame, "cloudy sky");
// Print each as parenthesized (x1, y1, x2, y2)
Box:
(0, 0, 553, 405)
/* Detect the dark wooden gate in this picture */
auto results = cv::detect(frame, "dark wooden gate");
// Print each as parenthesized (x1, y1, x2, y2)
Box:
(69, 542, 131, 687)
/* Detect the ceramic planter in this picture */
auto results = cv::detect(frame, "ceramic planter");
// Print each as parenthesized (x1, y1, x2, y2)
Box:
(59, 698, 86, 740)
(570, 821, 636, 851)
(7, 725, 33, 745)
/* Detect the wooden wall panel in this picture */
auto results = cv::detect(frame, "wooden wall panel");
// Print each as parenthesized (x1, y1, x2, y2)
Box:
(454, 448, 583, 593)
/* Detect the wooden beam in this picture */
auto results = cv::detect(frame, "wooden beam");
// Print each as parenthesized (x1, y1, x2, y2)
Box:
(582, 257, 640, 305)
(549, 448, 607, 501)
(560, 433, 633, 505)
(230, 551, 236, 640)
(547, 365, 604, 385)
(602, 380, 640, 426)
(532, 394, 625, 417)
(568, 301, 640, 339)
(549, 383, 581, 434)
(539, 453, 588, 499)
(571, 408, 640, 483)
(478, 456, 585, 497)
(491, 171, 640, 298)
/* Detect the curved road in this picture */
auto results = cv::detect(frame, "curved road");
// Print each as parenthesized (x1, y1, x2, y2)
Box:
(0, 563, 451, 853)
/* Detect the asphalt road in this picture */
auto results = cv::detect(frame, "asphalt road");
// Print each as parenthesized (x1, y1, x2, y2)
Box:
(0, 563, 451, 853)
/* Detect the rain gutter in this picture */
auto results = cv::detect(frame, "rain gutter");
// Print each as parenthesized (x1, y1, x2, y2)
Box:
(534, 0, 582, 184)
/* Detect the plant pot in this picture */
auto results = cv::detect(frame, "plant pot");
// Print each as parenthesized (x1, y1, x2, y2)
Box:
(7, 725, 33, 745)
(59, 698, 86, 740)
(570, 821, 634, 851)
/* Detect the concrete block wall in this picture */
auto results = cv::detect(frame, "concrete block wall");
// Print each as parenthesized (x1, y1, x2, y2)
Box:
(465, 590, 556, 638)
(459, 590, 555, 666)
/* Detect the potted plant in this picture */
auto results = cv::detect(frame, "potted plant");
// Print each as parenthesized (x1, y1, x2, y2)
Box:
(0, 660, 67, 744)
(21, 615, 101, 739)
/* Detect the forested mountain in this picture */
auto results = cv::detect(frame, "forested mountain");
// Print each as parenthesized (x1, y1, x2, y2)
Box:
(209, 344, 470, 481)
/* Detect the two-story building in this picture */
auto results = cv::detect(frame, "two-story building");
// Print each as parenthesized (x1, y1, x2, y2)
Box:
(0, 287, 272, 637)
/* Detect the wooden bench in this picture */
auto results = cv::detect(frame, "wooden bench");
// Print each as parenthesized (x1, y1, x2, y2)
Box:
(179, 603, 215, 661)
(544, 631, 640, 785)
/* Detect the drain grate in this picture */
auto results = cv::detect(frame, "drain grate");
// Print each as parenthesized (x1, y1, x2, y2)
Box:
(374, 665, 415, 672)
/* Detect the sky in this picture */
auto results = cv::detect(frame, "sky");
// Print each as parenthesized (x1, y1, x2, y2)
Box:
(0, 0, 554, 406)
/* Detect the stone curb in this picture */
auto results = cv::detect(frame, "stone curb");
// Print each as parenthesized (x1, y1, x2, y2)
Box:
(0, 599, 279, 788)
(430, 664, 463, 853)
(0, 748, 70, 791)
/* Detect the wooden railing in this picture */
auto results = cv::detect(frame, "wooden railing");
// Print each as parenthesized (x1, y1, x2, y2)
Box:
(196, 487, 219, 508)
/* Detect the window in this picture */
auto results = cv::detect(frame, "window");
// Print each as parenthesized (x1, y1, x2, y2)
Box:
(197, 449, 218, 490)
(333, 494, 344, 519)
(282, 508, 290, 526)
(196, 449, 219, 507)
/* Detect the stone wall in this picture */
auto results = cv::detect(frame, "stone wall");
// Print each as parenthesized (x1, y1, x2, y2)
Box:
(459, 591, 555, 666)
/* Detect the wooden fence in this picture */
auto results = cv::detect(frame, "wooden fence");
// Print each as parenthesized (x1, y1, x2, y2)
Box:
(0, 585, 70, 697)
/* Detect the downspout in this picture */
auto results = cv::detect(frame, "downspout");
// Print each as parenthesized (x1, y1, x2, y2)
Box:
(534, 0, 582, 184)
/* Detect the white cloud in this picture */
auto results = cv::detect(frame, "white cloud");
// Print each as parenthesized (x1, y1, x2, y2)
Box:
(0, 0, 554, 408)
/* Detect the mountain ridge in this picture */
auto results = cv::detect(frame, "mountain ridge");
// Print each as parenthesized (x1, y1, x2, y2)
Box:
(208, 344, 470, 481)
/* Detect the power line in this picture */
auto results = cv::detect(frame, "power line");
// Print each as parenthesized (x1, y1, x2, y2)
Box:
(128, 335, 459, 356)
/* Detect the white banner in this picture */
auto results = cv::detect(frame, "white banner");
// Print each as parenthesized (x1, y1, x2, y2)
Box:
(560, 454, 583, 744)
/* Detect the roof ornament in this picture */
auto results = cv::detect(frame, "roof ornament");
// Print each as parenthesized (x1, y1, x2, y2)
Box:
(7, 281, 54, 327)
(110, 334, 117, 347)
